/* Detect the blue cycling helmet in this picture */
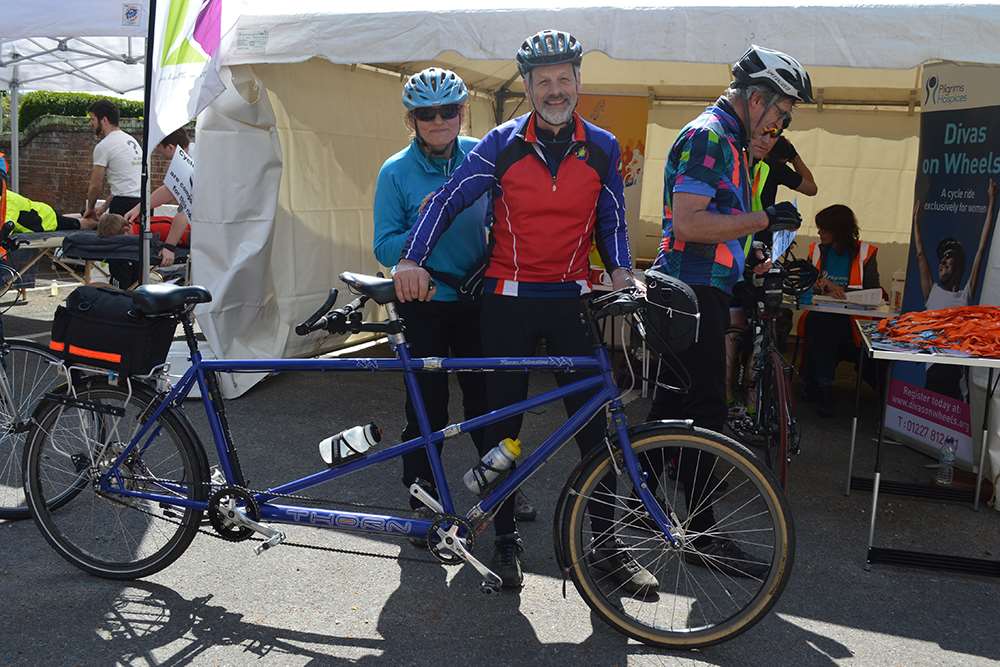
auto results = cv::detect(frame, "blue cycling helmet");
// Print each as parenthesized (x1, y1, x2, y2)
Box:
(402, 67, 469, 110)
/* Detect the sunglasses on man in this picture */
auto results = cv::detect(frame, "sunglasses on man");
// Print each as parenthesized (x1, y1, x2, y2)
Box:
(762, 113, 792, 138)
(412, 104, 461, 122)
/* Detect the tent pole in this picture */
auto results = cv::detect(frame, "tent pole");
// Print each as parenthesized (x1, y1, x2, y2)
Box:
(494, 87, 508, 127)
(139, 0, 157, 285)
(9, 64, 19, 192)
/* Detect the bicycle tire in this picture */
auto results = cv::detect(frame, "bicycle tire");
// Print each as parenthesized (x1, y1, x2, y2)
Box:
(0, 339, 66, 520)
(770, 350, 791, 489)
(24, 379, 208, 579)
(558, 423, 794, 649)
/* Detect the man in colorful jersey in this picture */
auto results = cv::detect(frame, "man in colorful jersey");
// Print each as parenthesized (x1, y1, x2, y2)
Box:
(394, 29, 655, 594)
(651, 45, 811, 577)
(727, 125, 819, 411)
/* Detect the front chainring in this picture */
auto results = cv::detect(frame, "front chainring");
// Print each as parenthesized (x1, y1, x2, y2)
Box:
(208, 486, 260, 542)
(427, 514, 475, 565)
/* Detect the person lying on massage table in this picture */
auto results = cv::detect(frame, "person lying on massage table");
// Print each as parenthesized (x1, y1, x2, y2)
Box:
(5, 190, 93, 232)
(97, 213, 190, 268)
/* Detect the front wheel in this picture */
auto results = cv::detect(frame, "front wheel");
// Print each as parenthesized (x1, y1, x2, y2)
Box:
(24, 379, 208, 579)
(558, 424, 794, 649)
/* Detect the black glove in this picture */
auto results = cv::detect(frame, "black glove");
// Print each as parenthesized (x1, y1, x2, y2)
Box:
(765, 202, 802, 232)
(771, 136, 798, 163)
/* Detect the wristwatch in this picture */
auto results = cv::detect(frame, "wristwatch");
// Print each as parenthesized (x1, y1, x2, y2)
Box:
(162, 243, 177, 252)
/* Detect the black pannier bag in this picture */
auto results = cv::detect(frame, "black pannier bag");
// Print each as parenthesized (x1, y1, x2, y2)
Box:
(50, 285, 177, 376)
(641, 269, 700, 355)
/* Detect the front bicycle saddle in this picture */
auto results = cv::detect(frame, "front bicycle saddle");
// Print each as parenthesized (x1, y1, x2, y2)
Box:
(339, 272, 396, 304)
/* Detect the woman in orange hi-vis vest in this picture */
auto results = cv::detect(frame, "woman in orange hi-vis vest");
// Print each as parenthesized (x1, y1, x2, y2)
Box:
(800, 204, 880, 416)
(911, 178, 998, 400)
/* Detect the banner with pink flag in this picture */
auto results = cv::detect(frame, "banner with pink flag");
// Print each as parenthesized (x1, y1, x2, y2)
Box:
(149, 0, 236, 148)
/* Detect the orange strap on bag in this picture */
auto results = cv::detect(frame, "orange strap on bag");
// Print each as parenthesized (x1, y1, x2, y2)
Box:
(878, 305, 1000, 357)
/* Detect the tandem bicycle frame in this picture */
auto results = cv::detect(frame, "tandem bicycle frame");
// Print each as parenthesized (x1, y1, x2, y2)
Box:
(97, 339, 677, 543)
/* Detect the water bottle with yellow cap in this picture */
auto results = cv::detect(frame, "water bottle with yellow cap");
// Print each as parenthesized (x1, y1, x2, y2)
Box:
(463, 438, 521, 495)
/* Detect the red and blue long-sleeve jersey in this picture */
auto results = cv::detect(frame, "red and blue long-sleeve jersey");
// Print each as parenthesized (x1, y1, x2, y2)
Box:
(401, 112, 632, 298)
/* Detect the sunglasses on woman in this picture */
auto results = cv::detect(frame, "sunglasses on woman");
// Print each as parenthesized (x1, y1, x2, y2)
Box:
(412, 104, 461, 122)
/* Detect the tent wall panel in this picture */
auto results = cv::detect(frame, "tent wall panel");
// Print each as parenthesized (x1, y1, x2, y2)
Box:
(256, 59, 408, 358)
(194, 58, 496, 393)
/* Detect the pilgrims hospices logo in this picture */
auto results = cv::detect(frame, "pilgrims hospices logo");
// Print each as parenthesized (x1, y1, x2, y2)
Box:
(161, 0, 223, 67)
(925, 75, 968, 106)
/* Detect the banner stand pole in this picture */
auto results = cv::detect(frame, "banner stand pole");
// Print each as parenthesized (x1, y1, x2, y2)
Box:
(140, 0, 157, 285)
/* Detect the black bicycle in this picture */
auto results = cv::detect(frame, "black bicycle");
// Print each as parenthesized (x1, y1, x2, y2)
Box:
(0, 221, 67, 518)
(729, 243, 817, 488)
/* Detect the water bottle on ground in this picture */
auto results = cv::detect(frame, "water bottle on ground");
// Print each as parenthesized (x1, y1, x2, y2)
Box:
(319, 422, 382, 466)
(464, 438, 521, 495)
(935, 437, 957, 486)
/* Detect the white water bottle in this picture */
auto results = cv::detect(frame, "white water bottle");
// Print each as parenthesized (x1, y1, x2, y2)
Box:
(319, 422, 381, 466)
(464, 438, 521, 495)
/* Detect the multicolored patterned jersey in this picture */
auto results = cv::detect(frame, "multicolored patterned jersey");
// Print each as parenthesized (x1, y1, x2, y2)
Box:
(654, 99, 752, 294)
(401, 112, 631, 298)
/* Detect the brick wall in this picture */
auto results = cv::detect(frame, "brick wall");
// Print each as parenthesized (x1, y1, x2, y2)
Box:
(0, 116, 178, 214)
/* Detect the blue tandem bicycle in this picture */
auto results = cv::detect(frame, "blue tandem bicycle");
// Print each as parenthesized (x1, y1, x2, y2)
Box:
(22, 272, 793, 648)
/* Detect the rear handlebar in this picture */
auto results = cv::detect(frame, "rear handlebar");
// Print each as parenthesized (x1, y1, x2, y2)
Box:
(295, 289, 339, 336)
(295, 290, 369, 336)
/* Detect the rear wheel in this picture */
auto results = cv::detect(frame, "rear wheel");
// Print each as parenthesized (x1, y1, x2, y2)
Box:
(559, 425, 794, 649)
(0, 340, 65, 519)
(769, 350, 791, 489)
(24, 379, 207, 578)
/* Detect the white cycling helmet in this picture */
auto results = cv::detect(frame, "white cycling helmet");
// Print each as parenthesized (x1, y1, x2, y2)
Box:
(732, 45, 813, 104)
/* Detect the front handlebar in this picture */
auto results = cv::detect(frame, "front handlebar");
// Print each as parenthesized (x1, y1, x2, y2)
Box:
(589, 286, 645, 318)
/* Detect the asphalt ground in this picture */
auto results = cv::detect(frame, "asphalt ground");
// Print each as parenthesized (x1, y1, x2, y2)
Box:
(1, 289, 999, 666)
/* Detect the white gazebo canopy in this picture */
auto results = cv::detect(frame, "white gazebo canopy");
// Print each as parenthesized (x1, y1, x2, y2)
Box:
(1, 1, 149, 188)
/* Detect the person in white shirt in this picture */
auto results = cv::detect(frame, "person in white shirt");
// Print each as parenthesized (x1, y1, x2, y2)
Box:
(84, 99, 142, 223)
(912, 178, 998, 398)
(125, 128, 193, 267)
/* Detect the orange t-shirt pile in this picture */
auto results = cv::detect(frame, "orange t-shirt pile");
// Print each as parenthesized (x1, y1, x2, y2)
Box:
(877, 305, 1000, 358)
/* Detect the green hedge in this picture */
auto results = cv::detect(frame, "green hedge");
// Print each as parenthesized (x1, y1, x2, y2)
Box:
(16, 91, 143, 131)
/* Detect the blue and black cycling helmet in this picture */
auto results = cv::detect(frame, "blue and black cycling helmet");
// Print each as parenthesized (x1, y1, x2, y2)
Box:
(402, 67, 469, 110)
(515, 29, 583, 77)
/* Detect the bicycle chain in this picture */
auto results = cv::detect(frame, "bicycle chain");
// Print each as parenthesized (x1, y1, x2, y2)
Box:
(106, 476, 444, 565)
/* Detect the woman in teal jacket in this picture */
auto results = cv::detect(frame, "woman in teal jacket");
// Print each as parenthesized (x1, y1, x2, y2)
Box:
(373, 68, 535, 527)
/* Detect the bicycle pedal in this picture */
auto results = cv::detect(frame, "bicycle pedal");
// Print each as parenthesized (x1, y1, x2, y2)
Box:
(159, 503, 183, 520)
(480, 576, 502, 595)
(254, 530, 286, 556)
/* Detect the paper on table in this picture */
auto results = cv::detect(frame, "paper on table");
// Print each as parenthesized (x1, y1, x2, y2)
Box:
(772, 229, 795, 262)
(844, 288, 884, 305)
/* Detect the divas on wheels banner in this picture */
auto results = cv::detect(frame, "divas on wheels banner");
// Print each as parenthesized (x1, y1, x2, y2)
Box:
(885, 62, 1000, 465)
(576, 94, 649, 286)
